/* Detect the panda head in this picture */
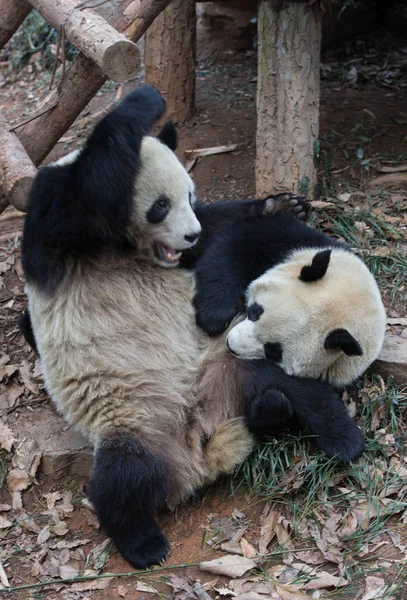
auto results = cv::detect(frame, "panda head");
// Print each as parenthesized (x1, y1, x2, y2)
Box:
(226, 248, 386, 387)
(47, 86, 201, 270)
(129, 126, 201, 267)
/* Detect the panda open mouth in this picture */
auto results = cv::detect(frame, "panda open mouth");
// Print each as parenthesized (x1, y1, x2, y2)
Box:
(153, 242, 182, 264)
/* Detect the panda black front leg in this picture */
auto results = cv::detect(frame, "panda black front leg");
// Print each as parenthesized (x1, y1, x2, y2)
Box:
(263, 193, 310, 221)
(246, 388, 293, 437)
(87, 432, 170, 569)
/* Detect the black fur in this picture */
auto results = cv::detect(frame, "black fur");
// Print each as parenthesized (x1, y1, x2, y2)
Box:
(264, 342, 283, 362)
(240, 360, 365, 463)
(22, 86, 166, 293)
(87, 432, 170, 569)
(300, 249, 331, 282)
(325, 328, 363, 356)
(18, 311, 38, 353)
(193, 213, 344, 337)
(247, 302, 264, 322)
(157, 120, 177, 151)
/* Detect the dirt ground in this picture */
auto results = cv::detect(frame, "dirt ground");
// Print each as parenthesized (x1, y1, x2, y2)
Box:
(0, 22, 407, 600)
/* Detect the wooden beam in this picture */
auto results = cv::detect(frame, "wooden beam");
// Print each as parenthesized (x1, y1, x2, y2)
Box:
(27, 0, 141, 82)
(256, 0, 321, 198)
(17, 0, 172, 167)
(145, 0, 196, 124)
(0, 113, 37, 213)
(0, 0, 32, 50)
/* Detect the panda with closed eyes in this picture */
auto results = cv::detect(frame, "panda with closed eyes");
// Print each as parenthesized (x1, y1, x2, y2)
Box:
(20, 87, 377, 570)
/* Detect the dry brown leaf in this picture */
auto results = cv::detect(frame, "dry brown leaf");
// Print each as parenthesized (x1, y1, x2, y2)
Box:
(44, 491, 62, 510)
(58, 564, 79, 579)
(0, 383, 25, 409)
(275, 583, 310, 600)
(12, 439, 42, 479)
(88, 538, 111, 570)
(259, 509, 278, 554)
(221, 541, 244, 555)
(135, 582, 158, 594)
(53, 521, 69, 536)
(361, 576, 390, 600)
(19, 360, 37, 394)
(0, 364, 19, 383)
(275, 517, 294, 550)
(200, 555, 256, 578)
(0, 421, 16, 452)
(12, 491, 22, 512)
(240, 538, 257, 558)
(0, 257, 14, 274)
(7, 467, 31, 492)
(311, 200, 336, 210)
(55, 538, 91, 549)
(300, 569, 347, 590)
(234, 593, 265, 600)
(294, 550, 325, 565)
(37, 525, 51, 545)
(70, 577, 112, 592)
(0, 504, 11, 512)
(0, 515, 12, 529)
(17, 511, 41, 533)
(168, 574, 196, 600)
(118, 584, 127, 597)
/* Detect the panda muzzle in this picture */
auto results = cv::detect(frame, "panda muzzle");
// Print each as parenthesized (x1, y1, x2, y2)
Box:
(154, 242, 182, 264)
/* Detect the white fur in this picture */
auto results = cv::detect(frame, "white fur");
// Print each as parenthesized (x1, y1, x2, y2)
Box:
(227, 247, 386, 387)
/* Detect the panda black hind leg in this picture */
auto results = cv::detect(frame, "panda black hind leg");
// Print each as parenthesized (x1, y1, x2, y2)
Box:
(87, 431, 170, 569)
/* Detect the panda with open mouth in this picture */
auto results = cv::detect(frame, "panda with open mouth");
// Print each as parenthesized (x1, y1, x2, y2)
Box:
(19, 86, 377, 570)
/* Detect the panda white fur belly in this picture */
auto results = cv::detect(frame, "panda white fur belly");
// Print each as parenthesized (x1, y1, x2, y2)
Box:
(22, 86, 367, 570)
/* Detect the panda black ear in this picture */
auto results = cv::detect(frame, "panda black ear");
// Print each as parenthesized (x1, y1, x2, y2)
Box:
(324, 329, 363, 356)
(157, 120, 177, 151)
(300, 249, 331, 282)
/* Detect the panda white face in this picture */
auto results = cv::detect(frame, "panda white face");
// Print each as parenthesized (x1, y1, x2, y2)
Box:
(130, 136, 201, 268)
(226, 247, 386, 387)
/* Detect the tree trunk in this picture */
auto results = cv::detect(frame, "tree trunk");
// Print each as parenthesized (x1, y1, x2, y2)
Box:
(0, 113, 37, 213)
(27, 0, 141, 81)
(256, 0, 321, 198)
(17, 0, 172, 167)
(144, 0, 196, 124)
(0, 0, 32, 50)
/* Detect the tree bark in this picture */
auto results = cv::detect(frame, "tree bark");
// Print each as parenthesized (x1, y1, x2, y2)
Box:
(0, 113, 37, 213)
(144, 0, 196, 124)
(0, 0, 32, 50)
(27, 0, 141, 81)
(256, 0, 321, 198)
(17, 0, 172, 167)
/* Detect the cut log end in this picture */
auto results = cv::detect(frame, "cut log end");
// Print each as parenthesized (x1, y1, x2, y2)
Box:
(8, 175, 34, 212)
(102, 40, 141, 82)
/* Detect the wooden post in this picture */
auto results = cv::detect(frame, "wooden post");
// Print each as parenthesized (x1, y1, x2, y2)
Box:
(256, 0, 321, 198)
(27, 0, 141, 82)
(0, 0, 32, 50)
(145, 0, 196, 124)
(17, 0, 172, 166)
(0, 114, 37, 213)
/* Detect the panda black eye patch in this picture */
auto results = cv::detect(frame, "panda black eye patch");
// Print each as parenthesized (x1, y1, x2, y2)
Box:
(247, 302, 264, 322)
(147, 195, 171, 224)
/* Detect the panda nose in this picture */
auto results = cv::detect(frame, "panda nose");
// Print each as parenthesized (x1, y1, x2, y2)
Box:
(184, 233, 200, 244)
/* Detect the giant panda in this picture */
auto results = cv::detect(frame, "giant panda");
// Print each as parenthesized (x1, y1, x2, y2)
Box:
(193, 212, 386, 437)
(21, 86, 365, 570)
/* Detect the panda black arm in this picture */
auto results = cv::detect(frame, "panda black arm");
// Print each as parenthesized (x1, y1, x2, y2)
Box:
(193, 214, 343, 336)
(240, 360, 365, 463)
(22, 86, 166, 293)
(180, 193, 308, 269)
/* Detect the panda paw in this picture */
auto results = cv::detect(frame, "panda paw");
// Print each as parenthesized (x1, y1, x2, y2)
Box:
(247, 388, 293, 438)
(263, 193, 310, 221)
(316, 426, 365, 464)
(111, 518, 169, 570)
(194, 294, 242, 337)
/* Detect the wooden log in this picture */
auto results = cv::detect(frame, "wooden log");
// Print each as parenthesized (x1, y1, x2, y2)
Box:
(0, 0, 32, 50)
(256, 1, 321, 198)
(0, 113, 37, 213)
(17, 0, 172, 167)
(144, 0, 196, 124)
(27, 0, 141, 82)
